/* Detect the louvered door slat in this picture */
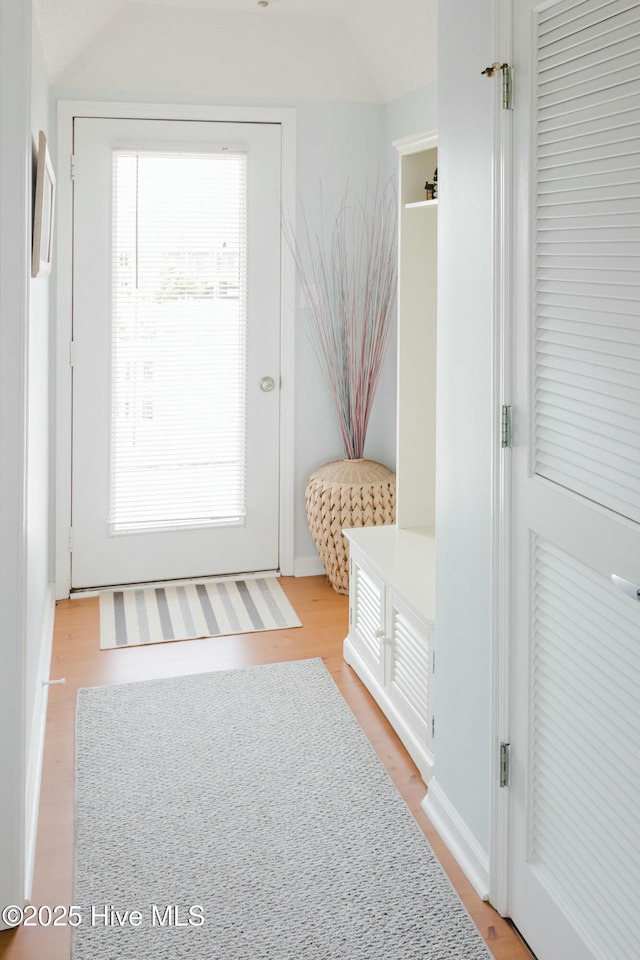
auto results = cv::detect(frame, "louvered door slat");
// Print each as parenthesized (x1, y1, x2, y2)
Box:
(539, 251, 640, 267)
(351, 560, 384, 676)
(536, 362, 640, 402)
(537, 305, 640, 334)
(533, 729, 640, 871)
(538, 263, 640, 286)
(535, 444, 640, 500)
(531, 818, 638, 956)
(536, 349, 640, 387)
(535, 629, 640, 742)
(537, 411, 640, 458)
(533, 0, 640, 525)
(538, 156, 640, 184)
(539, 10, 640, 68)
(538, 191, 640, 215)
(540, 49, 640, 99)
(537, 428, 640, 476)
(537, 327, 640, 364)
(535, 576, 640, 700)
(537, 378, 640, 425)
(388, 600, 433, 750)
(539, 63, 640, 109)
(531, 538, 640, 960)
(534, 722, 640, 843)
(538, 168, 640, 193)
(538, 401, 640, 444)
(538, 131, 640, 166)
(537, 292, 640, 317)
(392, 639, 429, 709)
(534, 454, 640, 508)
(539, 117, 640, 153)
(539, 0, 639, 40)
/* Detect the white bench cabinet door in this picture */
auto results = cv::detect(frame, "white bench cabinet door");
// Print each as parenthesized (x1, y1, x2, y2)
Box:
(350, 555, 386, 682)
(387, 595, 434, 754)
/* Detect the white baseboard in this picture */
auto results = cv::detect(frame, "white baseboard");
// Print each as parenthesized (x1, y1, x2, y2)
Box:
(24, 584, 56, 901)
(421, 778, 490, 901)
(294, 555, 326, 578)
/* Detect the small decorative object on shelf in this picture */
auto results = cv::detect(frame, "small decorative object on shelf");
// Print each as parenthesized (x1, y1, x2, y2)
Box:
(425, 181, 435, 201)
(433, 167, 438, 199)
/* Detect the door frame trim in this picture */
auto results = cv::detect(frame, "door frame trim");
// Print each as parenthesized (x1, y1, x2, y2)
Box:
(489, 0, 513, 916)
(55, 100, 297, 598)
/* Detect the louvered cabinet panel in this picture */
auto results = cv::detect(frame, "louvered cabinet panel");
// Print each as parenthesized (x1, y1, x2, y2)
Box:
(350, 557, 385, 678)
(388, 598, 434, 753)
(533, 0, 640, 523)
(344, 536, 435, 784)
(531, 538, 640, 960)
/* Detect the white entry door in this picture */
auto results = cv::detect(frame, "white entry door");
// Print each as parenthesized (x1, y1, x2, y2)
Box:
(510, 2, 640, 958)
(71, 118, 282, 588)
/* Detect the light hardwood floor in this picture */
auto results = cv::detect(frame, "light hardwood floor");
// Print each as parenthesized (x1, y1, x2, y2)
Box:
(0, 576, 532, 960)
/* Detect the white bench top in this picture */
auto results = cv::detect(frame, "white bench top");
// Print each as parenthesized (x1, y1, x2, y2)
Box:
(344, 524, 436, 623)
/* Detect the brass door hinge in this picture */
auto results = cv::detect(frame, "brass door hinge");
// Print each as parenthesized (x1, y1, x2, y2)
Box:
(482, 62, 513, 110)
(499, 742, 511, 787)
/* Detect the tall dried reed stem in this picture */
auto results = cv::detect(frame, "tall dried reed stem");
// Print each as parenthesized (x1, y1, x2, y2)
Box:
(284, 178, 398, 460)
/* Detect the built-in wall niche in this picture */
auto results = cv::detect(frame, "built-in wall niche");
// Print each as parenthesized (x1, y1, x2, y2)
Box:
(343, 131, 438, 784)
(397, 136, 438, 530)
(402, 146, 438, 208)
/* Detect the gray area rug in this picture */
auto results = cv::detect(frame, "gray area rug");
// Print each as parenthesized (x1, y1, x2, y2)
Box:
(74, 659, 492, 959)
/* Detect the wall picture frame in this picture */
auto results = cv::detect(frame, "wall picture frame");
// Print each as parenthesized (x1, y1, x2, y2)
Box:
(32, 130, 56, 278)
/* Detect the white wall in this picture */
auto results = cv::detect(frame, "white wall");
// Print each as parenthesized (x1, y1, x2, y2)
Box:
(0, 8, 54, 915)
(384, 82, 438, 164)
(24, 18, 55, 899)
(291, 101, 392, 565)
(26, 14, 52, 792)
(290, 86, 440, 566)
(431, 0, 495, 857)
(0, 0, 43, 922)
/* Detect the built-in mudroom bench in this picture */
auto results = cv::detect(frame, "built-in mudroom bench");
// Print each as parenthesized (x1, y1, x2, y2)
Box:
(343, 130, 438, 786)
(343, 525, 435, 782)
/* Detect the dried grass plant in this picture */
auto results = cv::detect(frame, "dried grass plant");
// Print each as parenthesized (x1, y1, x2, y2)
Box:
(284, 178, 398, 460)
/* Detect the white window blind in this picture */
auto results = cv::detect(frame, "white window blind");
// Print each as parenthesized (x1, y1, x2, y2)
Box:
(110, 148, 247, 533)
(534, 0, 640, 523)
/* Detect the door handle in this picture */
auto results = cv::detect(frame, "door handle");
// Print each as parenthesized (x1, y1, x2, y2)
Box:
(260, 376, 276, 392)
(611, 574, 640, 602)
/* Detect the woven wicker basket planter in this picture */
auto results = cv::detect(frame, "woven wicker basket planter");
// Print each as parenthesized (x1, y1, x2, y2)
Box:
(305, 458, 396, 595)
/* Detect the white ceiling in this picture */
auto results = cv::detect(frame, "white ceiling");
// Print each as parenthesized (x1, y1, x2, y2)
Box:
(34, 0, 437, 102)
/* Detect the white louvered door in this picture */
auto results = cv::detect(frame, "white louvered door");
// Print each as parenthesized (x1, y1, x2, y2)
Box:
(71, 118, 281, 588)
(510, 2, 640, 958)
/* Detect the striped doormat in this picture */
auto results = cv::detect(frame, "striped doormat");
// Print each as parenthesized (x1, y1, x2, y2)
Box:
(99, 577, 302, 649)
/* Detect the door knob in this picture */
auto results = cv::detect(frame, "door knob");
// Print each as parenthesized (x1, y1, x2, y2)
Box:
(260, 376, 276, 392)
(611, 574, 640, 602)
